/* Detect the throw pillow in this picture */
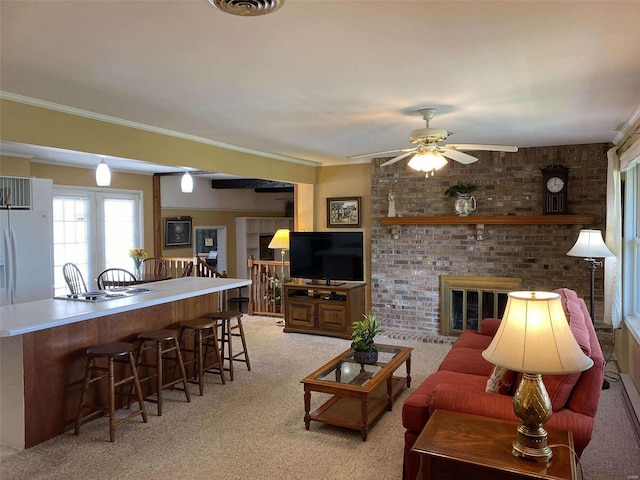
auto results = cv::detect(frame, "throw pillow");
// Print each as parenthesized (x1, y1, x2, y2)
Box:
(485, 365, 516, 395)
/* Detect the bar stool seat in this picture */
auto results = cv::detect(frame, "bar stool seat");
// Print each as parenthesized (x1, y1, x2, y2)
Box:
(177, 317, 226, 396)
(135, 329, 191, 415)
(208, 311, 251, 381)
(74, 342, 148, 442)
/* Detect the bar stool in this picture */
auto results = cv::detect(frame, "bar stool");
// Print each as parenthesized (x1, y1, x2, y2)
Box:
(177, 317, 226, 396)
(74, 342, 148, 442)
(208, 311, 251, 381)
(134, 329, 191, 415)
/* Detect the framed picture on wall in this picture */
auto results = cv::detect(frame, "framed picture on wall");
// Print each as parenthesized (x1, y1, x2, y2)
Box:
(327, 196, 361, 228)
(164, 217, 192, 247)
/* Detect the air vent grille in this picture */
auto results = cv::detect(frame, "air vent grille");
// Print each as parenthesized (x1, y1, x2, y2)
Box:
(206, 0, 284, 16)
(0, 176, 32, 209)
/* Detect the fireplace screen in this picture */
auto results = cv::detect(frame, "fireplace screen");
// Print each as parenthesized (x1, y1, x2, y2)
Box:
(440, 275, 522, 336)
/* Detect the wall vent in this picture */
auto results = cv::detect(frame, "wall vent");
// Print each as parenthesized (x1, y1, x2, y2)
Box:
(0, 176, 32, 209)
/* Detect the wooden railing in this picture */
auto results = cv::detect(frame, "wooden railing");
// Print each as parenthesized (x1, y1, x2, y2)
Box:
(159, 257, 194, 278)
(248, 257, 289, 318)
(160, 256, 284, 317)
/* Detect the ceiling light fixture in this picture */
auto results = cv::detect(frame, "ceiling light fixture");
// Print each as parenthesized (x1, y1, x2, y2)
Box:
(95, 158, 111, 186)
(181, 171, 194, 193)
(206, 0, 285, 16)
(407, 150, 448, 177)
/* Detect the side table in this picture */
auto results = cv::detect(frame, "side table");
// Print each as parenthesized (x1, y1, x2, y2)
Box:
(411, 409, 577, 480)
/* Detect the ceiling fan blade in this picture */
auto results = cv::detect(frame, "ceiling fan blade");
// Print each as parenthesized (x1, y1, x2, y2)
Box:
(439, 149, 478, 164)
(380, 150, 416, 167)
(345, 147, 414, 160)
(445, 144, 518, 152)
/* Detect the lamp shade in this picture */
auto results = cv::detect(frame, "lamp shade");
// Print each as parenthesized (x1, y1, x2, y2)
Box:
(482, 291, 593, 375)
(407, 150, 448, 173)
(268, 229, 290, 250)
(181, 171, 194, 193)
(566, 229, 614, 260)
(95, 159, 111, 186)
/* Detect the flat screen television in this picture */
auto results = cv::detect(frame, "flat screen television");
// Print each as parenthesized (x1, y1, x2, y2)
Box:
(289, 232, 364, 285)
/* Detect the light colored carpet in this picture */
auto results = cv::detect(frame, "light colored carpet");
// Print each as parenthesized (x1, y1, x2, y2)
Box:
(0, 316, 638, 480)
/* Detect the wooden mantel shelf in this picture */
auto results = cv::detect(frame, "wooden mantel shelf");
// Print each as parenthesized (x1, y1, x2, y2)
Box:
(380, 214, 595, 226)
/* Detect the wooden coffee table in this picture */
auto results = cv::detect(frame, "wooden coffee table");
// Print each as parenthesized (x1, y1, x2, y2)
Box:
(411, 409, 577, 480)
(301, 343, 412, 440)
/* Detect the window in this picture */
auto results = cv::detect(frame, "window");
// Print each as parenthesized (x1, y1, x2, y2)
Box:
(623, 163, 640, 318)
(53, 187, 143, 295)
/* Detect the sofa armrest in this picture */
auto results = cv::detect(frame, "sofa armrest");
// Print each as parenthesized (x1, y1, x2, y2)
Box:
(429, 384, 519, 423)
(480, 318, 502, 337)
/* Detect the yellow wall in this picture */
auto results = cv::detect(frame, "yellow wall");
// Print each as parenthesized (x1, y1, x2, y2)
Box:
(161, 209, 285, 277)
(1, 99, 317, 185)
(315, 163, 372, 311)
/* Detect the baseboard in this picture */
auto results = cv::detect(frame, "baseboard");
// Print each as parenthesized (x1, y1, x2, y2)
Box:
(620, 373, 640, 443)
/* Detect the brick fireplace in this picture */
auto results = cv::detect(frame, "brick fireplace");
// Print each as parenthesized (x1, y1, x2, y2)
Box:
(370, 143, 609, 336)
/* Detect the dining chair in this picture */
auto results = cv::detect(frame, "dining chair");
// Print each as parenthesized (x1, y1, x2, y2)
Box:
(63, 263, 88, 294)
(97, 268, 137, 290)
(181, 261, 194, 277)
(142, 258, 167, 276)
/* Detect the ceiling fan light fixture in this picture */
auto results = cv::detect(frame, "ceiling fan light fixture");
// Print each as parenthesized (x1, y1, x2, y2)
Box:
(206, 0, 284, 16)
(181, 171, 194, 193)
(95, 158, 111, 186)
(407, 150, 448, 174)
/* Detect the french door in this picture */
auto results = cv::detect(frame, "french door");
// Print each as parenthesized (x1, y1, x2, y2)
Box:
(52, 187, 143, 295)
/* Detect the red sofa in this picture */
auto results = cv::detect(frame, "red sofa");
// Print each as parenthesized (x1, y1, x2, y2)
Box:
(401, 288, 605, 480)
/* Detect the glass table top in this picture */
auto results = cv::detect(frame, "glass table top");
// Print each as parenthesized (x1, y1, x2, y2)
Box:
(312, 345, 406, 387)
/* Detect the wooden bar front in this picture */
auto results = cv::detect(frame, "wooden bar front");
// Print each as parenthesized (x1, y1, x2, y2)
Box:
(21, 292, 218, 448)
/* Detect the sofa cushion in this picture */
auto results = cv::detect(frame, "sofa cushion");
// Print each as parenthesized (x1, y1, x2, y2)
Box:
(450, 331, 494, 350)
(486, 366, 516, 394)
(438, 347, 495, 377)
(402, 371, 488, 432)
(566, 299, 592, 356)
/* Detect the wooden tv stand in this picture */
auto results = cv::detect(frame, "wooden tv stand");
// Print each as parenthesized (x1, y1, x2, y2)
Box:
(283, 281, 366, 339)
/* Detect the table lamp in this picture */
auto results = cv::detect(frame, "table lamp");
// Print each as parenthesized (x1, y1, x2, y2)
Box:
(268, 228, 290, 273)
(482, 291, 593, 463)
(566, 229, 614, 323)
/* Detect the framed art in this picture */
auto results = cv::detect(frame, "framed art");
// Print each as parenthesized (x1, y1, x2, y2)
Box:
(164, 216, 192, 247)
(326, 196, 361, 228)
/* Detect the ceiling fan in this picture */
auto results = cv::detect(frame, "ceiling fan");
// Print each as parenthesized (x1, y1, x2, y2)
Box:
(346, 108, 518, 176)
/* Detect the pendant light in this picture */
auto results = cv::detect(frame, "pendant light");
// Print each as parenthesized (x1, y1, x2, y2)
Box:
(181, 171, 193, 193)
(95, 158, 111, 186)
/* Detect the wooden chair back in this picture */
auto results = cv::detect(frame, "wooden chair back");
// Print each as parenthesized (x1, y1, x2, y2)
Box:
(97, 268, 137, 289)
(63, 263, 88, 294)
(142, 258, 167, 276)
(181, 261, 194, 277)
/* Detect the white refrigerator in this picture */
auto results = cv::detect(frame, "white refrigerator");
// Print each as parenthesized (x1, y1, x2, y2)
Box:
(0, 208, 53, 305)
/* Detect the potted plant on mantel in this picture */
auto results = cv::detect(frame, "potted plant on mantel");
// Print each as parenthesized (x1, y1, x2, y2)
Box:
(351, 313, 383, 365)
(444, 182, 478, 216)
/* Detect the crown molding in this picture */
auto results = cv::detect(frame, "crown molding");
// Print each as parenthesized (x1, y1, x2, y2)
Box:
(0, 91, 321, 168)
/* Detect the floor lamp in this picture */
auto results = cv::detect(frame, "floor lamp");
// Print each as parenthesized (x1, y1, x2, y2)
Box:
(566, 229, 614, 323)
(268, 229, 290, 326)
(268, 228, 290, 275)
(566, 229, 614, 389)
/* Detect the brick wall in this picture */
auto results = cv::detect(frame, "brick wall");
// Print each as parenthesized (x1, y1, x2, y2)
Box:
(371, 143, 610, 336)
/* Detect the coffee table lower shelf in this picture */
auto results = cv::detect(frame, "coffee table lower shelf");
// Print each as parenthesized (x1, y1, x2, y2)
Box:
(308, 376, 406, 440)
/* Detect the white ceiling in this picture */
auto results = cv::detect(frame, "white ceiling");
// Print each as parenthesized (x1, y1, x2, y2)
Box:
(1, 0, 640, 174)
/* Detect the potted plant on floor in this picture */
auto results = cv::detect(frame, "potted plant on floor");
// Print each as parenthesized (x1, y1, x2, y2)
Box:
(351, 313, 383, 365)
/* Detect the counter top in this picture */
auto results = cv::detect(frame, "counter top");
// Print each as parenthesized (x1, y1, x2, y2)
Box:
(0, 277, 251, 337)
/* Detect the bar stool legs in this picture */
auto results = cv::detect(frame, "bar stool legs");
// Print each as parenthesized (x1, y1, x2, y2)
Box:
(178, 318, 226, 396)
(209, 311, 251, 381)
(74, 342, 147, 442)
(135, 329, 191, 415)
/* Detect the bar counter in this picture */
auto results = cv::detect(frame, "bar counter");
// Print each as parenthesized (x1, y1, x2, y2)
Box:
(0, 277, 251, 450)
